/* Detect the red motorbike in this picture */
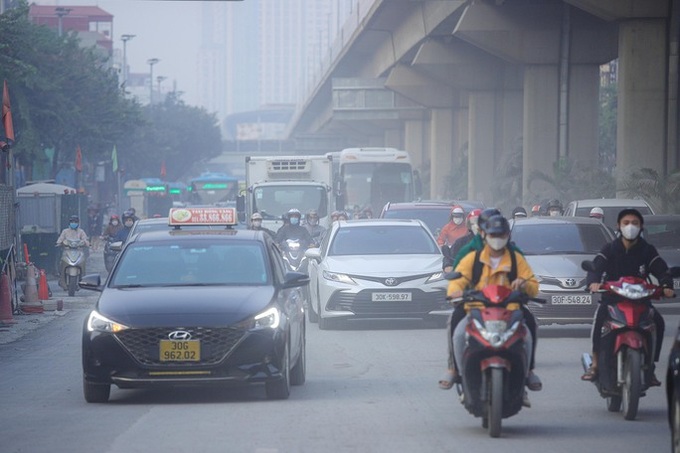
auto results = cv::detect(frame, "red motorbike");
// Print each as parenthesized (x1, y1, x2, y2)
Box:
(450, 284, 544, 438)
(580, 261, 668, 421)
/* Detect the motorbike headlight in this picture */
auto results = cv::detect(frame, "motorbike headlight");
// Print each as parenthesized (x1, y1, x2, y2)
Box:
(426, 272, 444, 283)
(87, 311, 129, 333)
(253, 307, 280, 329)
(323, 271, 356, 285)
(472, 318, 520, 348)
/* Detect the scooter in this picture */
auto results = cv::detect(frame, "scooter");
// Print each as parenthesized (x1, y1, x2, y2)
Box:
(103, 237, 121, 272)
(451, 284, 545, 438)
(59, 239, 87, 296)
(580, 260, 672, 421)
(281, 238, 308, 273)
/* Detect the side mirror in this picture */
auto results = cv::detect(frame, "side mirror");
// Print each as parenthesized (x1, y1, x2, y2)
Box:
(110, 241, 123, 252)
(236, 194, 245, 212)
(444, 271, 462, 280)
(79, 274, 103, 292)
(282, 271, 310, 289)
(304, 248, 321, 261)
(581, 260, 596, 273)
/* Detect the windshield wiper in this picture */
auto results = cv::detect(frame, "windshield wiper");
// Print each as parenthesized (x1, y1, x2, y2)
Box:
(112, 284, 147, 288)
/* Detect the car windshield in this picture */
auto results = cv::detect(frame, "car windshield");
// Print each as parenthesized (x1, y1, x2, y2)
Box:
(645, 219, 680, 249)
(111, 241, 269, 286)
(329, 225, 439, 256)
(575, 206, 653, 230)
(381, 208, 449, 235)
(511, 223, 611, 255)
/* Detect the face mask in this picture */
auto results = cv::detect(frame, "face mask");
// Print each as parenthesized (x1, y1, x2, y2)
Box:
(620, 224, 641, 240)
(252, 220, 262, 228)
(290, 217, 299, 226)
(69, 223, 78, 229)
(486, 236, 508, 251)
(452, 216, 464, 225)
(549, 210, 560, 217)
(111, 220, 119, 226)
(125, 221, 133, 227)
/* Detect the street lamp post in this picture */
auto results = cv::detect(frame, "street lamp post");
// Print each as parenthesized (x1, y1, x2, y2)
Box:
(55, 7, 72, 37)
(156, 76, 167, 102)
(120, 34, 135, 92)
(147, 58, 159, 105)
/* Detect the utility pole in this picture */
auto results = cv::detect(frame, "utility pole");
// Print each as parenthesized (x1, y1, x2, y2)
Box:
(55, 7, 72, 37)
(147, 58, 159, 105)
(121, 34, 136, 93)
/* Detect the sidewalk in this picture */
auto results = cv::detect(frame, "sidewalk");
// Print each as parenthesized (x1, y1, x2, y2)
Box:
(0, 247, 107, 345)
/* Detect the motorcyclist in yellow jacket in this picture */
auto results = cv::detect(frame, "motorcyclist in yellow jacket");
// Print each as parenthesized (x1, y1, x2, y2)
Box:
(440, 214, 542, 392)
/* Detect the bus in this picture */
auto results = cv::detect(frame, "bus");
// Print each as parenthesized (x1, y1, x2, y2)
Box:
(336, 147, 420, 213)
(188, 172, 239, 206)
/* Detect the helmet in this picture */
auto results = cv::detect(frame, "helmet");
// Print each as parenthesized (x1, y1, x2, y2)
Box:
(128, 207, 136, 215)
(450, 205, 465, 217)
(110, 214, 119, 221)
(306, 209, 318, 219)
(69, 215, 79, 223)
(123, 209, 133, 217)
(589, 207, 604, 219)
(531, 204, 541, 215)
(484, 215, 510, 236)
(251, 212, 263, 221)
(617, 208, 644, 226)
(478, 208, 501, 232)
(512, 206, 527, 218)
(331, 210, 341, 219)
(337, 211, 348, 220)
(287, 208, 301, 218)
(466, 208, 482, 232)
(547, 199, 563, 210)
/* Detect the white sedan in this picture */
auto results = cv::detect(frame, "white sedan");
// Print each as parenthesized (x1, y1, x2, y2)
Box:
(305, 219, 450, 329)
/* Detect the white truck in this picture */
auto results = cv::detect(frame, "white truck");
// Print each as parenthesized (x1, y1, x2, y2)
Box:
(243, 155, 334, 232)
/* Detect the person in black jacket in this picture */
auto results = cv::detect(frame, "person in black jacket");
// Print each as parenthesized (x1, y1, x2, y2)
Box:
(581, 208, 675, 384)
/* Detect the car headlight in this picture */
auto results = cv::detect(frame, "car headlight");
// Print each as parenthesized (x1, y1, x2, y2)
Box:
(87, 311, 129, 333)
(323, 270, 356, 285)
(254, 307, 280, 329)
(426, 272, 444, 283)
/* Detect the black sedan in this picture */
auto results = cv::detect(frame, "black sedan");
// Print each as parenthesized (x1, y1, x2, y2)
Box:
(81, 209, 308, 402)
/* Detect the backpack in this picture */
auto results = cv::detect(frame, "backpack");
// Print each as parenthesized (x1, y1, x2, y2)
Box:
(469, 246, 518, 288)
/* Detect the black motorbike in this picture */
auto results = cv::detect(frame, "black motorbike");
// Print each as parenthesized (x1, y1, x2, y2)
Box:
(103, 237, 122, 272)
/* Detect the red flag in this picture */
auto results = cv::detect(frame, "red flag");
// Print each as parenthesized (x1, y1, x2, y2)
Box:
(75, 145, 82, 172)
(160, 160, 167, 178)
(2, 80, 15, 149)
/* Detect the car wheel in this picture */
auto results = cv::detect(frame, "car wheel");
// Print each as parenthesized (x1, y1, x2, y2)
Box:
(265, 342, 290, 400)
(290, 328, 306, 386)
(83, 378, 110, 403)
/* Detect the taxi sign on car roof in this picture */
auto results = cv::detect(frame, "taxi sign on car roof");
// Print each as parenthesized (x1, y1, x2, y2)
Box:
(168, 207, 237, 226)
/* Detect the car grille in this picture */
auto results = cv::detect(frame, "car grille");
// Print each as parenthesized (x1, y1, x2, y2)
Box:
(327, 289, 448, 316)
(115, 327, 246, 366)
(528, 302, 597, 323)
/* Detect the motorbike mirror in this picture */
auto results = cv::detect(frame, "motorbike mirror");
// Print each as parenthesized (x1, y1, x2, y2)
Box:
(304, 248, 321, 261)
(444, 271, 462, 280)
(581, 260, 596, 273)
(282, 271, 310, 289)
(110, 241, 123, 252)
(79, 274, 103, 292)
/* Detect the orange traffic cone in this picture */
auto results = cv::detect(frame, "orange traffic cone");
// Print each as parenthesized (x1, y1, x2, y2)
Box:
(0, 272, 16, 324)
(38, 269, 49, 301)
(20, 263, 43, 313)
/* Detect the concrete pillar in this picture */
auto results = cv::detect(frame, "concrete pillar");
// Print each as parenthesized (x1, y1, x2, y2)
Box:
(568, 64, 600, 167)
(617, 19, 667, 185)
(429, 109, 454, 200)
(523, 65, 559, 203)
(468, 91, 496, 205)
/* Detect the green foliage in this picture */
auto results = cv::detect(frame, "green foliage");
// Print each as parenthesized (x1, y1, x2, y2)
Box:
(620, 168, 680, 214)
(118, 93, 223, 181)
(598, 84, 617, 172)
(527, 156, 615, 205)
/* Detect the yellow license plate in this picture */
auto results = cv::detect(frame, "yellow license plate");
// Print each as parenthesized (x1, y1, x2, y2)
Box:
(159, 340, 201, 362)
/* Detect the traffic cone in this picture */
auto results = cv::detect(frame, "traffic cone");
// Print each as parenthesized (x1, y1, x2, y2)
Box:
(38, 269, 49, 301)
(0, 272, 16, 324)
(20, 263, 43, 313)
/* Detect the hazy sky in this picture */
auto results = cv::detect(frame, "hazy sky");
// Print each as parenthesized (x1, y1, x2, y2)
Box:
(43, 0, 205, 107)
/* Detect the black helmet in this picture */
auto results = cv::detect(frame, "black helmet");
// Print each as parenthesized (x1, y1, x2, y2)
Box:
(69, 215, 79, 223)
(617, 208, 644, 226)
(512, 206, 527, 218)
(478, 208, 501, 232)
(484, 215, 510, 236)
(547, 199, 563, 210)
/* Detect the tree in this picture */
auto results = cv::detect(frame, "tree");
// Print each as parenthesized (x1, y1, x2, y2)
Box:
(117, 93, 223, 181)
(620, 168, 680, 214)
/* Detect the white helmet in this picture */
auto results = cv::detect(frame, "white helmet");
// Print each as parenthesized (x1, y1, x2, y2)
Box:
(589, 207, 604, 219)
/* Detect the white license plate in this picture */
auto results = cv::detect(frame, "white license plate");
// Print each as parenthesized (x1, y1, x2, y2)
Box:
(674, 279, 680, 290)
(371, 292, 412, 302)
(551, 294, 592, 305)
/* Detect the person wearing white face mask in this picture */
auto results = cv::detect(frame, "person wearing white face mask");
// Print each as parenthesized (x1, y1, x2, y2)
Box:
(437, 205, 468, 247)
(581, 209, 675, 384)
(439, 215, 542, 393)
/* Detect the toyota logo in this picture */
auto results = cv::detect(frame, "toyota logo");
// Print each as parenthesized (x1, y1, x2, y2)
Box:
(564, 278, 577, 287)
(384, 278, 398, 286)
(168, 330, 192, 340)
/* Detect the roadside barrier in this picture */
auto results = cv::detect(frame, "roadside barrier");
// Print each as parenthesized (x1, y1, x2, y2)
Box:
(20, 263, 43, 313)
(0, 272, 16, 324)
(38, 269, 49, 301)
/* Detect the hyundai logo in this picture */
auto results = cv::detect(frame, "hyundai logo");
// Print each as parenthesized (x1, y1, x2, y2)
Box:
(168, 330, 192, 340)
(384, 277, 398, 286)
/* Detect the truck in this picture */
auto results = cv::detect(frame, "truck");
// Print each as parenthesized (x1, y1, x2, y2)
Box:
(242, 155, 333, 233)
